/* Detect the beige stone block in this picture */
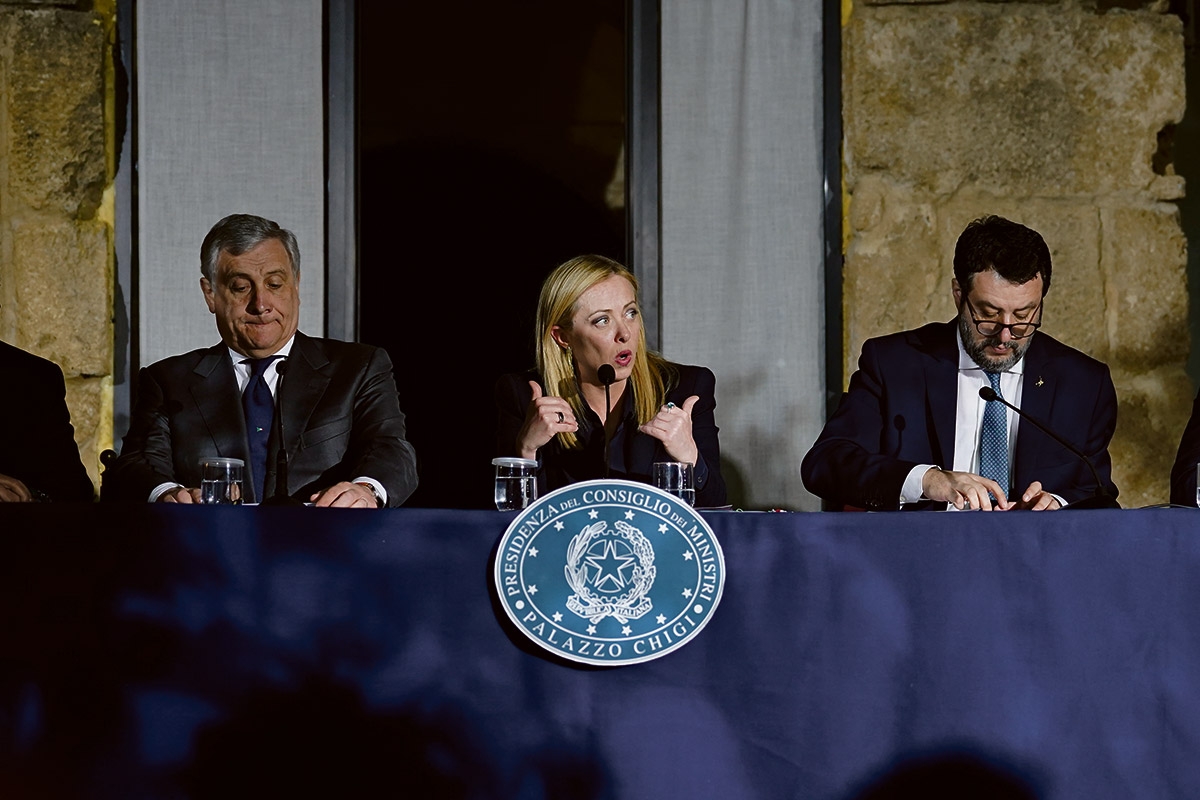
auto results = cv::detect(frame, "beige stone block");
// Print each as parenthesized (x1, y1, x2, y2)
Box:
(65, 374, 107, 498)
(12, 219, 111, 375)
(844, 5, 1184, 198)
(6, 9, 107, 218)
(843, 179, 949, 380)
(1100, 204, 1187, 370)
(1035, 209, 1107, 360)
(0, 256, 15, 342)
(1109, 366, 1192, 508)
(1148, 173, 1186, 201)
(862, 0, 1059, 5)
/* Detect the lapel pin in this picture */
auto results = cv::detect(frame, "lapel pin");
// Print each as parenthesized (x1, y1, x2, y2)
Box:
(1036, 377, 1044, 387)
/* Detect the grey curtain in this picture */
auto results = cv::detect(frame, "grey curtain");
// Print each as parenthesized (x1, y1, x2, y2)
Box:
(136, 0, 325, 368)
(661, 0, 826, 510)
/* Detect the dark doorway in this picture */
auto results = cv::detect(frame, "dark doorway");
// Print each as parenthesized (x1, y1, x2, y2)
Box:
(357, 2, 627, 508)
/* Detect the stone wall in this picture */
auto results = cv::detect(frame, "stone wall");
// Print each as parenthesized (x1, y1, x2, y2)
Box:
(0, 1, 113, 497)
(843, 0, 1189, 507)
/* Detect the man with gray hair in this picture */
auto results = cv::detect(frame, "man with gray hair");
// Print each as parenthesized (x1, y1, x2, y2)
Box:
(104, 213, 417, 507)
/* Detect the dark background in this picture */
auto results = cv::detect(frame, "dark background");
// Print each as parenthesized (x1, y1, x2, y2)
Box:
(357, 1, 627, 508)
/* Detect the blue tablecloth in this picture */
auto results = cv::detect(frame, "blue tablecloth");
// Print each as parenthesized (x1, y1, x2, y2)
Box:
(2, 506, 1198, 798)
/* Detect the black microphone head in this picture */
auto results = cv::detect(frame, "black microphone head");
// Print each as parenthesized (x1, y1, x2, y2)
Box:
(979, 385, 998, 402)
(275, 359, 289, 376)
(597, 364, 616, 386)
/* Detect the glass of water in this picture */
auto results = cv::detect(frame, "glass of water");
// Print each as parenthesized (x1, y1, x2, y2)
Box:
(653, 461, 696, 506)
(200, 457, 244, 505)
(492, 457, 538, 511)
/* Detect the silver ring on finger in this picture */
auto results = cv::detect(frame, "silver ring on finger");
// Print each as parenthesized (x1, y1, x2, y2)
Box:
(557, 411, 565, 423)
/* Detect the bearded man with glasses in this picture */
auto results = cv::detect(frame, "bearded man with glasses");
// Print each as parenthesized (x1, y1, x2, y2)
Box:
(802, 215, 1118, 511)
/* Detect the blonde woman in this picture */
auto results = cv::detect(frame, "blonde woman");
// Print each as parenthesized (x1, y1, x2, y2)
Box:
(495, 255, 726, 507)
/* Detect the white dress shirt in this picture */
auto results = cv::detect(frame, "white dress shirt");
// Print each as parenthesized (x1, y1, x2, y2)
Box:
(228, 336, 295, 396)
(900, 334, 1043, 509)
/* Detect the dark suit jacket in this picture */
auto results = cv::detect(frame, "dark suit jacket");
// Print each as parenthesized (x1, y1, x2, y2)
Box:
(801, 321, 1118, 510)
(1168, 388, 1200, 506)
(103, 332, 417, 506)
(0, 340, 93, 502)
(495, 363, 727, 508)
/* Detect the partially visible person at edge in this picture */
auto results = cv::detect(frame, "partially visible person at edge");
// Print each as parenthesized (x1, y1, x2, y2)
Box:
(1168, 392, 1200, 506)
(801, 215, 1118, 511)
(494, 254, 727, 508)
(102, 213, 417, 507)
(0, 339, 94, 502)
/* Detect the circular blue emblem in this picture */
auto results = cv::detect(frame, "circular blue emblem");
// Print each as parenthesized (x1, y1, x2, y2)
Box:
(493, 479, 725, 666)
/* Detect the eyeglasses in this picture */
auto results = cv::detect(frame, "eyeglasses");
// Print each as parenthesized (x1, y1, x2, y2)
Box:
(962, 296, 1042, 339)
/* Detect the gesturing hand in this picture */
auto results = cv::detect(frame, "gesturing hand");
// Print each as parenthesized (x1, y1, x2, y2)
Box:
(0, 473, 33, 503)
(515, 381, 578, 460)
(638, 395, 699, 465)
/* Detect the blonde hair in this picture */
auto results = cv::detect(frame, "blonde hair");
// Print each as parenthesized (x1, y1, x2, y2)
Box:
(534, 254, 674, 450)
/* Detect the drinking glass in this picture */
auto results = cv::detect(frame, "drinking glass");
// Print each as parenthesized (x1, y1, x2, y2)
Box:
(653, 461, 695, 506)
(493, 457, 538, 511)
(200, 457, 244, 505)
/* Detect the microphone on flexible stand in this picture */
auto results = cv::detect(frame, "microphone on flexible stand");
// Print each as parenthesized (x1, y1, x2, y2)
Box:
(261, 360, 302, 506)
(598, 364, 616, 479)
(978, 385, 1119, 509)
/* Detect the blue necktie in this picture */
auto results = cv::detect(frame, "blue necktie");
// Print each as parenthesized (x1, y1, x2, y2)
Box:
(979, 371, 1009, 503)
(242, 356, 279, 502)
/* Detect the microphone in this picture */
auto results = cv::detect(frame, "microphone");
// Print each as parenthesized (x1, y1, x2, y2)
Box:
(598, 364, 616, 479)
(978, 385, 1118, 509)
(261, 360, 301, 506)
